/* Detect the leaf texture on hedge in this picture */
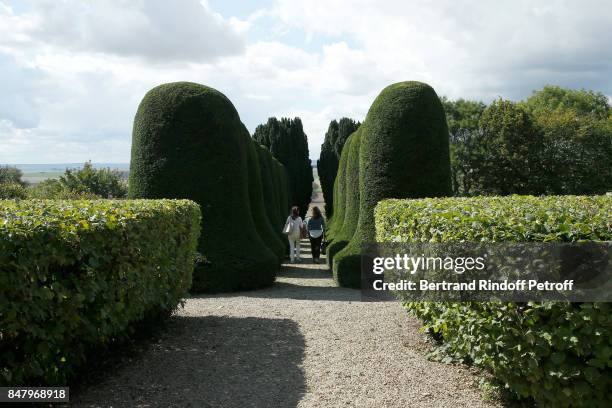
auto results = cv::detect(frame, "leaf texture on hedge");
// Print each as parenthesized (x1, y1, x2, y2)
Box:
(128, 82, 278, 292)
(0, 199, 200, 386)
(375, 195, 612, 407)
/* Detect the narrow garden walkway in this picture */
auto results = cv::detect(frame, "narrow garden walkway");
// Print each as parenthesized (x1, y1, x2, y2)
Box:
(72, 241, 501, 408)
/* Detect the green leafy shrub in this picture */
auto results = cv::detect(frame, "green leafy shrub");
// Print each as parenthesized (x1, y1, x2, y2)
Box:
(477, 100, 543, 195)
(446, 85, 612, 196)
(0, 199, 200, 386)
(0, 166, 25, 186)
(334, 81, 452, 287)
(0, 183, 27, 199)
(522, 86, 612, 195)
(27, 179, 101, 199)
(327, 128, 361, 267)
(59, 162, 127, 198)
(128, 82, 277, 292)
(375, 195, 612, 407)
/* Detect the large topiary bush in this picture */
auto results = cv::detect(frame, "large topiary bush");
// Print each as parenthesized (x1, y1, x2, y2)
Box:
(325, 131, 352, 243)
(274, 158, 290, 223)
(327, 128, 361, 267)
(244, 129, 285, 262)
(317, 118, 360, 217)
(256, 143, 283, 237)
(375, 195, 612, 407)
(128, 82, 277, 292)
(333, 81, 452, 287)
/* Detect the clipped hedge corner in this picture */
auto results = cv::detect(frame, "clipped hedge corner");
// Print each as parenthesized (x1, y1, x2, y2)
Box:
(375, 195, 612, 407)
(0, 199, 200, 386)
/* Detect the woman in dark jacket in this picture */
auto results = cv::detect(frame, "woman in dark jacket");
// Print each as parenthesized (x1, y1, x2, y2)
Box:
(305, 206, 325, 263)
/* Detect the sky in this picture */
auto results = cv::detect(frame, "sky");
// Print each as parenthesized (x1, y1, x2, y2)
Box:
(1, 0, 611, 164)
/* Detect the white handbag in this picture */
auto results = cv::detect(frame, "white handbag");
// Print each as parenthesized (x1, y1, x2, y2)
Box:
(283, 218, 292, 234)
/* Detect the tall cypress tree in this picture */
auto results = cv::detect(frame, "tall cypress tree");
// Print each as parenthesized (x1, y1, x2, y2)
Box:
(317, 118, 359, 217)
(254, 117, 313, 218)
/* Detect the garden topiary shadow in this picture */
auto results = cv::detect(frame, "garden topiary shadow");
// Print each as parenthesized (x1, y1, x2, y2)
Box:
(71, 316, 306, 407)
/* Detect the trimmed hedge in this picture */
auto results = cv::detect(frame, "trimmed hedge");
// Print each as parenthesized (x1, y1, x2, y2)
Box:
(334, 81, 452, 287)
(317, 118, 360, 217)
(327, 128, 361, 268)
(244, 129, 285, 262)
(375, 195, 612, 407)
(0, 199, 200, 386)
(256, 143, 284, 241)
(253, 117, 313, 218)
(274, 158, 290, 223)
(325, 131, 351, 244)
(128, 82, 277, 292)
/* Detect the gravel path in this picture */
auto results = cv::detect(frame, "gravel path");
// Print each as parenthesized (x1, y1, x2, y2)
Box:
(71, 241, 502, 408)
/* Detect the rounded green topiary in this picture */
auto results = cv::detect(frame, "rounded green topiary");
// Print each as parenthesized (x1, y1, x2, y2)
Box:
(244, 128, 286, 262)
(333, 81, 452, 287)
(327, 128, 361, 268)
(325, 132, 352, 243)
(275, 158, 291, 222)
(255, 143, 283, 236)
(317, 118, 360, 217)
(128, 81, 278, 292)
(253, 117, 313, 218)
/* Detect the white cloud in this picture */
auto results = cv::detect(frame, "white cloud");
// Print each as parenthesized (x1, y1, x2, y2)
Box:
(2, 0, 245, 62)
(269, 0, 612, 101)
(0, 0, 611, 163)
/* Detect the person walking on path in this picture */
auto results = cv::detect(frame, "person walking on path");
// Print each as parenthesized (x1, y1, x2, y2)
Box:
(284, 206, 304, 263)
(305, 206, 325, 264)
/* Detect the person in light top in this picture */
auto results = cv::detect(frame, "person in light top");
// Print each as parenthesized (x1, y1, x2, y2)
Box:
(284, 206, 303, 263)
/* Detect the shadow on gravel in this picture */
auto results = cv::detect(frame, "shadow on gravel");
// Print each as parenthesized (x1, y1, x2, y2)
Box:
(71, 316, 306, 408)
(239, 282, 361, 301)
(277, 266, 332, 279)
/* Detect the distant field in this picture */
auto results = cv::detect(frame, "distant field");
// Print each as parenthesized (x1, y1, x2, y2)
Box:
(22, 171, 66, 184)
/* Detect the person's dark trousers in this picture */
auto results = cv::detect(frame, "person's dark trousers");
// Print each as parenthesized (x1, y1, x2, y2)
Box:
(309, 235, 323, 259)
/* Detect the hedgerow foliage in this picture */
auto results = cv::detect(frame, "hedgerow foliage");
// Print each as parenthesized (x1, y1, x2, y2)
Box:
(326, 128, 361, 267)
(317, 118, 359, 217)
(333, 81, 452, 287)
(253, 117, 313, 218)
(446, 85, 612, 196)
(275, 159, 291, 222)
(0, 183, 27, 199)
(244, 130, 285, 262)
(375, 195, 612, 407)
(128, 82, 277, 292)
(255, 144, 284, 241)
(0, 199, 200, 386)
(0, 166, 25, 186)
(325, 131, 352, 243)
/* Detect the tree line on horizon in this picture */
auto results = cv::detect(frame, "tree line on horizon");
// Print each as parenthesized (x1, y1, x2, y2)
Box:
(317, 84, 612, 210)
(253, 117, 313, 218)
